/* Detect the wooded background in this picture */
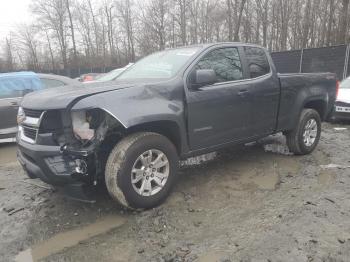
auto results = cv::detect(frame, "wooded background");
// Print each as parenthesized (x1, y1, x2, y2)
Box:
(0, 0, 349, 75)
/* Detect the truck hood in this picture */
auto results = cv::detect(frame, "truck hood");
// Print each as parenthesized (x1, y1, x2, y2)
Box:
(337, 88, 350, 104)
(21, 81, 134, 110)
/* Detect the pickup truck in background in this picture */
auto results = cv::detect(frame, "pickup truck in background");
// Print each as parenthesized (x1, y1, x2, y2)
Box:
(17, 43, 337, 209)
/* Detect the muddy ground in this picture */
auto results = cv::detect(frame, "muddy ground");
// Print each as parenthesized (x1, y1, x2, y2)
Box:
(1, 122, 350, 262)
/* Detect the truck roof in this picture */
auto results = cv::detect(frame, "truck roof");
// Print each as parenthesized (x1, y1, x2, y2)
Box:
(167, 42, 266, 50)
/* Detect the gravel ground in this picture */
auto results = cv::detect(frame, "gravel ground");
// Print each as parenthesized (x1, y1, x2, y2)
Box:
(1, 122, 350, 262)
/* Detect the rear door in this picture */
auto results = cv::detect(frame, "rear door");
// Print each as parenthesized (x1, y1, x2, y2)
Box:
(186, 46, 254, 150)
(243, 46, 280, 136)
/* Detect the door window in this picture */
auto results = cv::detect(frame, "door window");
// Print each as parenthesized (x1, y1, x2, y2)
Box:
(195, 47, 243, 83)
(244, 47, 270, 78)
(41, 78, 66, 88)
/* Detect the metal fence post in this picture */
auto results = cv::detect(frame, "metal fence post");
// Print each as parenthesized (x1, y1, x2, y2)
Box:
(343, 44, 350, 80)
(299, 48, 304, 73)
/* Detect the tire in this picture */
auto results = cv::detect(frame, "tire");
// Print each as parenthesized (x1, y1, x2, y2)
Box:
(285, 109, 321, 155)
(105, 132, 179, 210)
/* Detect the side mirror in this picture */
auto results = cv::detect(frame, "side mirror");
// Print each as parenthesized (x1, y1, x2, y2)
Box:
(193, 69, 217, 88)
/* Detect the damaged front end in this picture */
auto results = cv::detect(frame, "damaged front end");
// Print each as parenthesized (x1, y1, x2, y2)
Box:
(17, 106, 124, 202)
(61, 108, 109, 183)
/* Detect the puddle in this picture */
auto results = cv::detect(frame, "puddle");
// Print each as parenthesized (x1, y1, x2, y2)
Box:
(318, 171, 336, 185)
(181, 152, 217, 167)
(239, 167, 280, 190)
(15, 215, 126, 262)
(0, 143, 17, 164)
(249, 172, 280, 190)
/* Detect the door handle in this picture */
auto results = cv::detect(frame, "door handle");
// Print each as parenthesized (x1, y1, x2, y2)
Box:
(237, 89, 249, 96)
(10, 101, 19, 106)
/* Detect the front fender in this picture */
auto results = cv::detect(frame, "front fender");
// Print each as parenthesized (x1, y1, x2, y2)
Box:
(71, 86, 189, 154)
(72, 86, 183, 127)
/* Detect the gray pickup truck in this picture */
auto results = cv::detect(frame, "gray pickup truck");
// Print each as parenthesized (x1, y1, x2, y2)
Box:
(17, 43, 337, 209)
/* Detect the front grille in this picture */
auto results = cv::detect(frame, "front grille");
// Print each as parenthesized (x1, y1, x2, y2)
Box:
(22, 126, 38, 141)
(23, 108, 43, 118)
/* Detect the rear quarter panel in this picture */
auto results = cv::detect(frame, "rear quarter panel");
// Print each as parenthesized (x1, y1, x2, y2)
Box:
(277, 73, 337, 131)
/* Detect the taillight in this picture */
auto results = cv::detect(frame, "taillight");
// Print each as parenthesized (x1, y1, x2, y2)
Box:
(336, 80, 340, 99)
(83, 75, 94, 82)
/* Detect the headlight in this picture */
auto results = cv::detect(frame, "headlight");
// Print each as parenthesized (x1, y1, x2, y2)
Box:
(17, 107, 25, 125)
(71, 110, 95, 141)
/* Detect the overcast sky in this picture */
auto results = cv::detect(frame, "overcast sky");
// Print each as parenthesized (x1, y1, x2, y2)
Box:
(0, 0, 32, 37)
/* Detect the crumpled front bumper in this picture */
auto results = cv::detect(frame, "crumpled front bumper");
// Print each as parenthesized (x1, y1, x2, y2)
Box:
(17, 138, 77, 186)
(17, 138, 97, 202)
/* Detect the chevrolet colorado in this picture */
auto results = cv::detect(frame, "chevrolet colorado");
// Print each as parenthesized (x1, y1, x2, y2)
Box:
(17, 43, 337, 209)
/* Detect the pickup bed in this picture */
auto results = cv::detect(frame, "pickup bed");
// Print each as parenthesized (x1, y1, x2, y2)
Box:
(17, 43, 337, 209)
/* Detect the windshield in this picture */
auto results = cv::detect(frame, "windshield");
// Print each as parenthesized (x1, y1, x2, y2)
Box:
(96, 68, 125, 82)
(340, 77, 350, 89)
(118, 47, 201, 80)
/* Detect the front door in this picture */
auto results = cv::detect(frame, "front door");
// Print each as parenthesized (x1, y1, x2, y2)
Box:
(186, 46, 253, 150)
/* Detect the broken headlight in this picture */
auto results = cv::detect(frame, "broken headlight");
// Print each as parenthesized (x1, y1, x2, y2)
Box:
(71, 110, 95, 141)
(17, 107, 25, 125)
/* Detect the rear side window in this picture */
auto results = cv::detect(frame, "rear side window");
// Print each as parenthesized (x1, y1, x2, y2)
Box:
(244, 47, 270, 78)
(41, 78, 66, 88)
(195, 47, 243, 83)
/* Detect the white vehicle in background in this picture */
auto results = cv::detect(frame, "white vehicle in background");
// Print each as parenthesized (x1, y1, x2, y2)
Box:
(332, 77, 350, 121)
(91, 64, 134, 83)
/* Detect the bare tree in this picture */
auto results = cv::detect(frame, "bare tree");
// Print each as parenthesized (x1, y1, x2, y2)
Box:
(17, 25, 40, 70)
(4, 37, 15, 71)
(338, 0, 350, 44)
(175, 0, 188, 45)
(66, 0, 78, 67)
(31, 0, 69, 70)
(234, 0, 247, 41)
(139, 0, 168, 51)
(117, 0, 136, 61)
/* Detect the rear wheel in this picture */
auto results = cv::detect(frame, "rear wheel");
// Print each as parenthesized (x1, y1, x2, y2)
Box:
(105, 132, 178, 209)
(286, 109, 321, 155)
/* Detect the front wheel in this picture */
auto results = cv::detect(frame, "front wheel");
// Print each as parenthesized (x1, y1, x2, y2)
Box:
(105, 132, 178, 209)
(285, 109, 321, 155)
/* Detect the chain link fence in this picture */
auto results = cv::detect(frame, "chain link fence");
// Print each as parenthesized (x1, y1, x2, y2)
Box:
(271, 45, 350, 80)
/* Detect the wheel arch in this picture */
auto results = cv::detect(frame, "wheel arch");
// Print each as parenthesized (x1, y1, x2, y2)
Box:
(125, 120, 182, 155)
(303, 99, 328, 120)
